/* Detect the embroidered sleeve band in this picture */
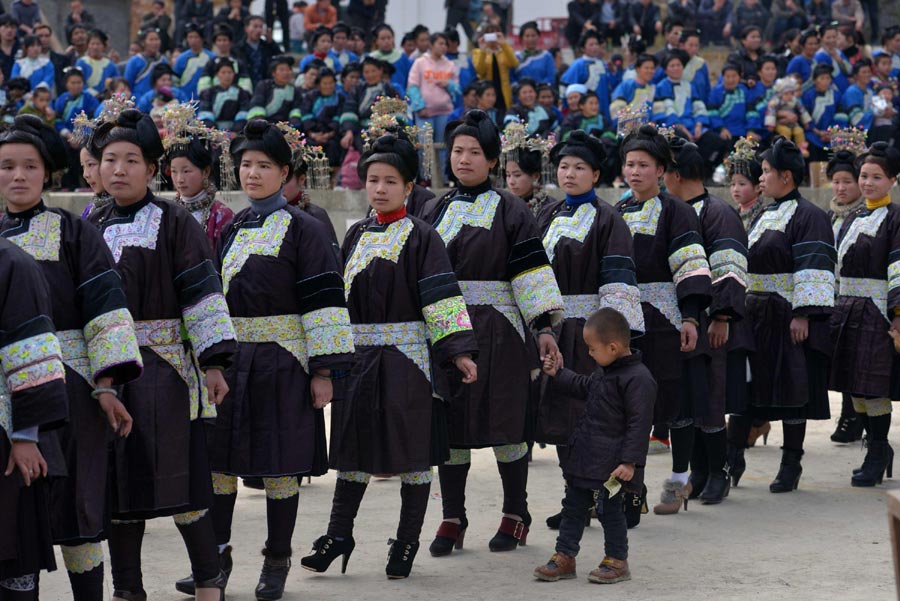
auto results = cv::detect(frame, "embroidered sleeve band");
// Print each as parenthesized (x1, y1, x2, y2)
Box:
(708, 242, 749, 287)
(792, 268, 835, 309)
(598, 282, 645, 334)
(182, 293, 237, 357)
(83, 307, 143, 384)
(889, 249, 900, 296)
(0, 331, 65, 393)
(301, 306, 355, 359)
(668, 233, 711, 287)
(511, 265, 565, 327)
(422, 295, 473, 343)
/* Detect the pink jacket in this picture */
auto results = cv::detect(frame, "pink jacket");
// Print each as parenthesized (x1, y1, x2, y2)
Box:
(407, 54, 458, 117)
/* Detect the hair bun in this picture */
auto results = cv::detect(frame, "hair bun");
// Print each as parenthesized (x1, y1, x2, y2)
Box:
(358, 133, 419, 183)
(551, 129, 607, 170)
(637, 124, 659, 138)
(12, 114, 44, 137)
(230, 119, 293, 167)
(116, 109, 144, 129)
(243, 118, 270, 139)
(1, 114, 68, 173)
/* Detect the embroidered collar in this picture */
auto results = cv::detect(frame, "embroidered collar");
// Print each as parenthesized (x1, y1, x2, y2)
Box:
(772, 188, 800, 204)
(867, 195, 891, 210)
(113, 189, 153, 216)
(6, 199, 45, 220)
(565, 189, 596, 208)
(92, 192, 113, 211)
(830, 195, 863, 218)
(180, 189, 214, 213)
(375, 206, 407, 224)
(455, 179, 492, 198)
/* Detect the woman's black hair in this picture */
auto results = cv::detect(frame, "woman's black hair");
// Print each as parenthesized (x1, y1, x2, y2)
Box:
(92, 108, 165, 164)
(818, 21, 839, 36)
(515, 77, 537, 98)
(269, 54, 295, 74)
(779, 27, 801, 48)
(739, 25, 761, 41)
(430, 32, 449, 46)
(852, 57, 873, 76)
(758, 135, 806, 186)
(63, 66, 85, 83)
(88, 29, 109, 44)
(22, 34, 39, 49)
(401, 32, 416, 45)
(230, 119, 292, 167)
(311, 26, 332, 45)
(446, 109, 501, 160)
(799, 28, 819, 46)
(315, 67, 336, 85)
(361, 55, 387, 73)
(342, 61, 361, 76)
(826, 149, 860, 179)
(578, 90, 599, 105)
(662, 49, 689, 69)
(628, 37, 647, 55)
(358, 133, 419, 183)
(721, 62, 742, 77)
(511, 146, 543, 176)
(167, 136, 213, 170)
(551, 129, 606, 171)
(635, 53, 658, 69)
(0, 114, 67, 176)
(444, 28, 460, 45)
(212, 56, 236, 76)
(150, 62, 173, 87)
(859, 142, 900, 179)
(812, 63, 833, 80)
(536, 82, 556, 99)
(302, 57, 325, 74)
(621, 124, 672, 168)
(519, 20, 540, 39)
(372, 22, 394, 40)
(474, 79, 495, 97)
(578, 30, 603, 48)
(667, 136, 705, 181)
(756, 53, 779, 71)
(332, 22, 350, 36)
(138, 27, 161, 43)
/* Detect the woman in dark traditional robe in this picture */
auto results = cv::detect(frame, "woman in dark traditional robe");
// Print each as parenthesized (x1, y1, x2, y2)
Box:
(196, 57, 251, 133)
(501, 123, 554, 218)
(300, 67, 346, 175)
(0, 237, 69, 601)
(663, 138, 751, 505)
(419, 109, 565, 556)
(742, 136, 835, 494)
(0, 115, 143, 601)
(91, 108, 237, 601)
(300, 134, 478, 579)
(246, 55, 302, 127)
(205, 119, 354, 601)
(830, 143, 900, 487)
(535, 131, 645, 526)
(615, 124, 712, 516)
(162, 107, 235, 250)
(825, 146, 866, 444)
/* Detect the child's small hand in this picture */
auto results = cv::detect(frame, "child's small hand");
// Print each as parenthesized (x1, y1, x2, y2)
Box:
(610, 463, 634, 482)
(542, 352, 560, 376)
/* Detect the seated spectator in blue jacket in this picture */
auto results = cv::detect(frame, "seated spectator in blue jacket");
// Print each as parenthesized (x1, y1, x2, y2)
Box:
(514, 21, 556, 85)
(137, 62, 185, 112)
(747, 54, 779, 137)
(77, 29, 119, 99)
(786, 28, 820, 92)
(652, 50, 709, 137)
(610, 53, 658, 131)
(652, 29, 709, 103)
(813, 22, 852, 93)
(330, 22, 359, 67)
(560, 31, 611, 123)
(801, 63, 841, 160)
(55, 67, 100, 189)
(840, 58, 875, 129)
(558, 91, 609, 140)
(173, 23, 216, 100)
(537, 83, 563, 126)
(708, 63, 750, 143)
(12, 35, 54, 93)
(302, 26, 343, 74)
(504, 77, 555, 137)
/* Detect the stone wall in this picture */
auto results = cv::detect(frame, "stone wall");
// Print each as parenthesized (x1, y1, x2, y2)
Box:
(33, 186, 900, 243)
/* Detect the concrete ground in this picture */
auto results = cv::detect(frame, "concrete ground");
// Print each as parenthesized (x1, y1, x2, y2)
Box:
(39, 393, 897, 601)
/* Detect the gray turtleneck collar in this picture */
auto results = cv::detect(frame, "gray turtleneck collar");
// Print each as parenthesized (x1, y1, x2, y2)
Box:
(250, 188, 287, 218)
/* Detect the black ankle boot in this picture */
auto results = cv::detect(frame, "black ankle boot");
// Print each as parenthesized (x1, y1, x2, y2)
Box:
(769, 448, 804, 493)
(299, 535, 355, 574)
(622, 483, 648, 528)
(428, 516, 468, 557)
(488, 512, 531, 552)
(194, 570, 227, 601)
(851, 440, 894, 487)
(255, 548, 291, 601)
(831, 414, 864, 443)
(176, 545, 233, 596)
(546, 508, 591, 529)
(726, 444, 746, 487)
(699, 471, 731, 504)
(385, 539, 420, 579)
(688, 470, 708, 500)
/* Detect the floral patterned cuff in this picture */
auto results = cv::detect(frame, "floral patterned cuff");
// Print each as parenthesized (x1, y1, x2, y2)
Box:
(302, 306, 355, 359)
(422, 295, 472, 344)
(84, 308, 143, 384)
(182, 293, 236, 357)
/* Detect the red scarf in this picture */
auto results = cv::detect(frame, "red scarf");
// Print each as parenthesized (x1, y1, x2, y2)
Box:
(375, 206, 407, 224)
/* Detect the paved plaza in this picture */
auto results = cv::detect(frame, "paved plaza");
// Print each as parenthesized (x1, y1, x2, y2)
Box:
(39, 393, 896, 600)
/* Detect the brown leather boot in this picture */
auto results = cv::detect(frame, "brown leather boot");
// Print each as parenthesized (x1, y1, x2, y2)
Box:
(588, 557, 631, 584)
(533, 553, 577, 582)
(652, 479, 691, 515)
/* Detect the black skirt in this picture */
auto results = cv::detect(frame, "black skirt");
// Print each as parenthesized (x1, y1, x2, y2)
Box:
(0, 432, 57, 580)
(535, 316, 592, 445)
(696, 348, 750, 428)
(210, 342, 328, 478)
(746, 292, 831, 421)
(830, 296, 897, 399)
(330, 345, 448, 474)
(46, 367, 111, 544)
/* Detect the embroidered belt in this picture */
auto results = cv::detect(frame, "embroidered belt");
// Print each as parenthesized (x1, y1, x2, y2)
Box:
(562, 294, 600, 322)
(351, 321, 431, 382)
(231, 314, 302, 343)
(134, 319, 183, 347)
(839, 277, 889, 320)
(747, 273, 793, 301)
(638, 282, 682, 330)
(458, 280, 525, 341)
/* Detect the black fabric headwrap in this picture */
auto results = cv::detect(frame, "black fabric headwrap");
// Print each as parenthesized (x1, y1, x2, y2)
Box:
(446, 109, 501, 160)
(759, 135, 805, 184)
(230, 119, 292, 167)
(93, 108, 165, 163)
(551, 129, 606, 171)
(0, 114, 67, 173)
(358, 134, 419, 183)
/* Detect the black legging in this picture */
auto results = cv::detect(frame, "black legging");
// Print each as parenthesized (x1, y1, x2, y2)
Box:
(264, 0, 290, 45)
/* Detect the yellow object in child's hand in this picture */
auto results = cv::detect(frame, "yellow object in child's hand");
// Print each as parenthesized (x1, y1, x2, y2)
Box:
(889, 328, 900, 353)
(604, 475, 621, 497)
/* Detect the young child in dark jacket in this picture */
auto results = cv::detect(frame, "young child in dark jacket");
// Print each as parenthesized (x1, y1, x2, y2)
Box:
(534, 307, 656, 585)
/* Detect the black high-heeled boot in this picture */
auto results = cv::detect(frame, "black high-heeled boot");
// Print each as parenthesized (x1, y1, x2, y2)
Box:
(194, 570, 228, 601)
(851, 440, 894, 487)
(726, 444, 746, 487)
(488, 512, 531, 551)
(688, 434, 708, 500)
(490, 455, 530, 552)
(699, 472, 731, 504)
(769, 448, 804, 493)
(831, 395, 864, 443)
(175, 545, 233, 595)
(255, 548, 291, 601)
(385, 540, 421, 579)
(299, 536, 355, 574)
(430, 462, 470, 557)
